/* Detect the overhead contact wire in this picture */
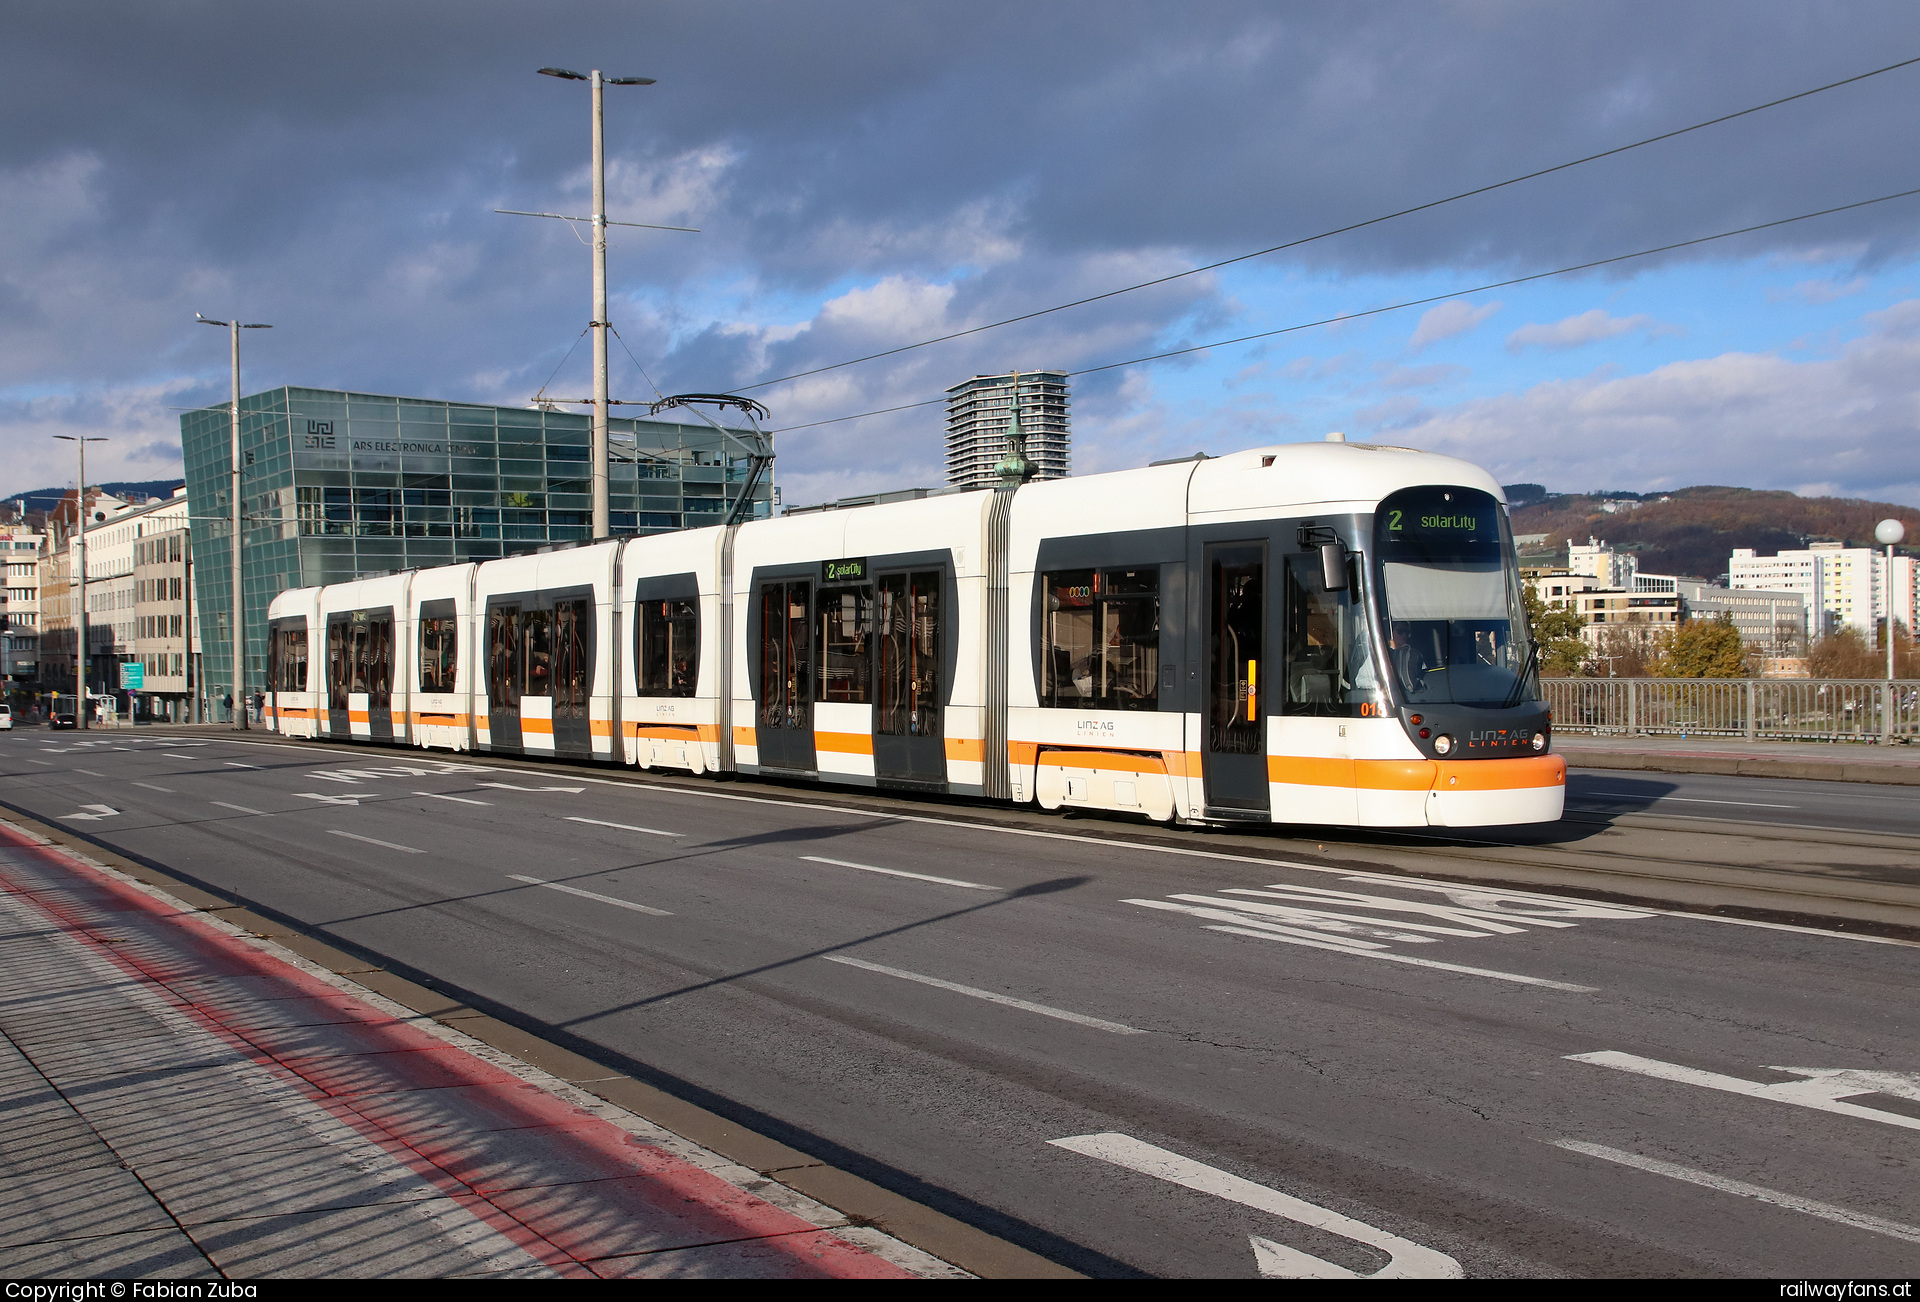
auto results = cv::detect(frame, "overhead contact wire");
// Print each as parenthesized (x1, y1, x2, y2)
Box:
(768, 184, 1920, 433)
(737, 53, 1920, 395)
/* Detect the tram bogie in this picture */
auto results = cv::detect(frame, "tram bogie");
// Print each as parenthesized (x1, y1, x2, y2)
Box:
(264, 441, 1565, 829)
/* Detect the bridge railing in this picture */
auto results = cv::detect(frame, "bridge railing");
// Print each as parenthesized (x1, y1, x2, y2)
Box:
(1539, 678, 1920, 741)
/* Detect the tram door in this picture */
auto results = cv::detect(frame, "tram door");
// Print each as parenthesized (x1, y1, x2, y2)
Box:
(550, 598, 593, 759)
(756, 579, 815, 772)
(872, 570, 944, 786)
(325, 616, 350, 738)
(486, 603, 522, 752)
(1203, 542, 1268, 811)
(361, 612, 394, 741)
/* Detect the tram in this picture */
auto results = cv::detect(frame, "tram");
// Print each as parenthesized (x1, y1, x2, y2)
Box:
(264, 438, 1564, 827)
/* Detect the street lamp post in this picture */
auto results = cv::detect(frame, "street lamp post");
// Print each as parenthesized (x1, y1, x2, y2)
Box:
(197, 314, 271, 729)
(1877, 519, 1906, 740)
(52, 435, 107, 728)
(527, 66, 678, 541)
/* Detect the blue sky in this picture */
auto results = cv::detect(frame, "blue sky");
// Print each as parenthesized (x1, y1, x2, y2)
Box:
(7, 2, 1920, 507)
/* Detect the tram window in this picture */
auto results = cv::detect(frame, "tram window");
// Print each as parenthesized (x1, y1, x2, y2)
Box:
(757, 580, 811, 730)
(874, 572, 940, 736)
(1208, 551, 1264, 752)
(817, 586, 873, 703)
(639, 597, 698, 696)
(1041, 567, 1159, 711)
(1282, 557, 1383, 718)
(327, 622, 348, 710)
(552, 599, 590, 718)
(488, 606, 520, 707)
(521, 608, 552, 697)
(419, 616, 457, 692)
(273, 627, 307, 691)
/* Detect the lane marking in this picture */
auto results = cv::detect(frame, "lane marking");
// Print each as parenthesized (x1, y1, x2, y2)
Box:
(480, 781, 585, 793)
(1050, 1132, 1461, 1278)
(800, 855, 995, 891)
(327, 829, 424, 855)
(1204, 922, 1598, 992)
(1583, 791, 1797, 809)
(26, 759, 52, 766)
(823, 955, 1142, 1034)
(164, 753, 198, 760)
(564, 815, 681, 837)
(73, 768, 106, 777)
(223, 761, 259, 769)
(210, 801, 269, 817)
(130, 782, 174, 793)
(296, 791, 378, 806)
(506, 874, 671, 916)
(1569, 1051, 1920, 1133)
(417, 791, 491, 806)
(1552, 1140, 1920, 1245)
(58, 804, 120, 823)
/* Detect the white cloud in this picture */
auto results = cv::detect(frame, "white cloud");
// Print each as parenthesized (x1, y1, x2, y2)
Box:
(1376, 299, 1920, 507)
(1767, 277, 1869, 306)
(1504, 309, 1676, 352)
(1408, 299, 1499, 351)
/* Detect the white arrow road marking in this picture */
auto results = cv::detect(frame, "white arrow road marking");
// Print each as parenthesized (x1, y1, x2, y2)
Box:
(296, 792, 379, 806)
(1552, 1140, 1920, 1245)
(1050, 1133, 1462, 1278)
(801, 855, 995, 891)
(507, 874, 671, 916)
(210, 801, 269, 817)
(565, 816, 681, 837)
(59, 804, 121, 822)
(327, 829, 423, 855)
(1569, 1052, 1920, 1133)
(417, 791, 490, 806)
(479, 781, 586, 793)
(824, 956, 1144, 1034)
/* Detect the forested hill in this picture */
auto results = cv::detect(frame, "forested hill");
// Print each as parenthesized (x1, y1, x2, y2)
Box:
(1508, 486, 1920, 579)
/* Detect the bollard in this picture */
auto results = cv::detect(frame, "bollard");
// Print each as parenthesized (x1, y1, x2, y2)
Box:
(1745, 679, 1757, 741)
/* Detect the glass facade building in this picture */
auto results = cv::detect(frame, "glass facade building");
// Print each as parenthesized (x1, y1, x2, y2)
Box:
(180, 386, 774, 705)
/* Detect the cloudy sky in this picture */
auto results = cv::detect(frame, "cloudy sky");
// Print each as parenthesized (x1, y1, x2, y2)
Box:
(8, 1, 1920, 507)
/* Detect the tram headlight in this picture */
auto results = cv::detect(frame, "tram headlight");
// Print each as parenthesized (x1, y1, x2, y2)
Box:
(1432, 733, 1453, 755)
(1531, 731, 1547, 752)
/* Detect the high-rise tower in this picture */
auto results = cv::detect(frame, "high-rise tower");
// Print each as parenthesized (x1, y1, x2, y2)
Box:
(944, 371, 1070, 490)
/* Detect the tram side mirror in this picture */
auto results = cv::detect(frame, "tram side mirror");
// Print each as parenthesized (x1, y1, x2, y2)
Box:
(1320, 541, 1349, 591)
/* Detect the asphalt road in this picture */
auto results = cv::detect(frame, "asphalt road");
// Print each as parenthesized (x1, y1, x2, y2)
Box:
(3, 727, 1916, 1278)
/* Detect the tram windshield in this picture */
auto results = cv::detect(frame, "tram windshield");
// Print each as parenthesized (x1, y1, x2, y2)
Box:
(1373, 486, 1537, 707)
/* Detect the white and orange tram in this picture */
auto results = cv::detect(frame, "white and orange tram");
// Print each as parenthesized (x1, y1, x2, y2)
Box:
(264, 439, 1565, 828)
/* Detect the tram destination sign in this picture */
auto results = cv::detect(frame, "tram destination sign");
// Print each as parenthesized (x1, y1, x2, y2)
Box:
(822, 557, 868, 583)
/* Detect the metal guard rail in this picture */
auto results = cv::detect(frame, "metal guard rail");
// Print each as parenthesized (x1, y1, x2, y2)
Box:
(1540, 678, 1920, 741)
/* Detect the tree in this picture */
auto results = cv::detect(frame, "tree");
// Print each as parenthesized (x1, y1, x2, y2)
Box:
(1587, 623, 1665, 678)
(1810, 622, 1920, 678)
(1522, 585, 1588, 676)
(1659, 614, 1747, 678)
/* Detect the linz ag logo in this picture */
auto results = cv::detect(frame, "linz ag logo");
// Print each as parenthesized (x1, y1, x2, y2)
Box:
(303, 420, 336, 450)
(1468, 728, 1531, 749)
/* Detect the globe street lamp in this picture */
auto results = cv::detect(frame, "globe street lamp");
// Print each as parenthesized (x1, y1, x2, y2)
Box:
(52, 435, 107, 728)
(1876, 517, 1906, 694)
(197, 314, 272, 729)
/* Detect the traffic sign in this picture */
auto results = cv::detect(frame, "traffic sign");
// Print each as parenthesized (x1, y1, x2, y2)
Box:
(119, 663, 144, 690)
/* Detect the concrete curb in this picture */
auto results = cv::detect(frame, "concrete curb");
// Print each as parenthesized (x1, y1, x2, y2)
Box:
(1560, 749, 1920, 786)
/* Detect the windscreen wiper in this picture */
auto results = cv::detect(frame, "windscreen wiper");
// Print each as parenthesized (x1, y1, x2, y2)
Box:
(1501, 640, 1540, 710)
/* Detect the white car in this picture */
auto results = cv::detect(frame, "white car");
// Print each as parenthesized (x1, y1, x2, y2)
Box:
(0, 704, 12, 731)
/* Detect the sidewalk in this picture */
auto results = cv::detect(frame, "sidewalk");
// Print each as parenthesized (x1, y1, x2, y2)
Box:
(0, 819, 960, 1279)
(1556, 734, 1920, 786)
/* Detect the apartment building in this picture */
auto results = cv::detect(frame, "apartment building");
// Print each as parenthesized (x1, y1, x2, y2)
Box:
(2, 522, 42, 697)
(1730, 543, 1916, 643)
(944, 371, 1071, 490)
